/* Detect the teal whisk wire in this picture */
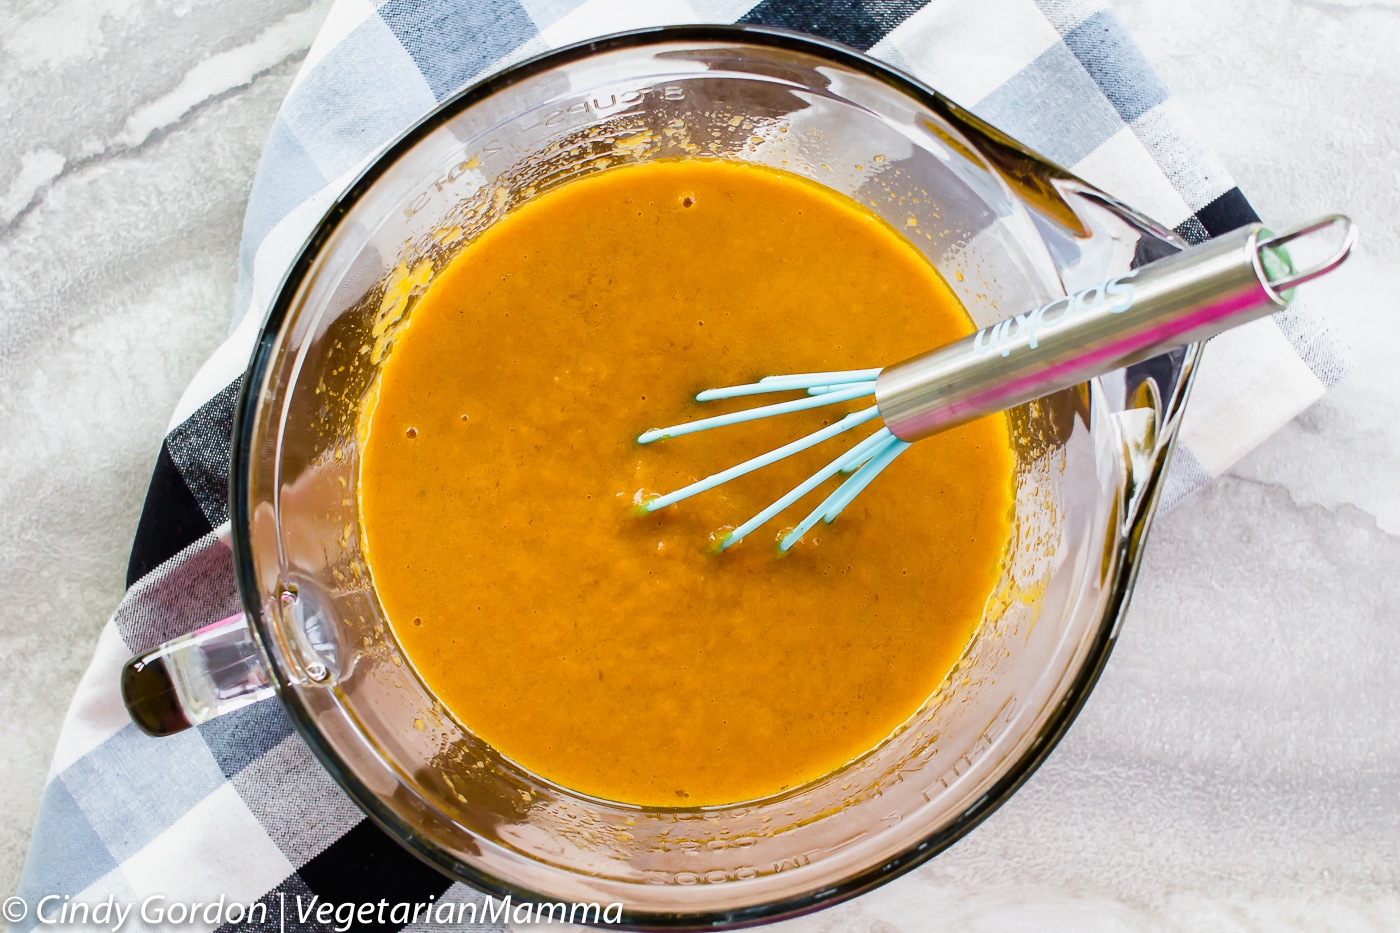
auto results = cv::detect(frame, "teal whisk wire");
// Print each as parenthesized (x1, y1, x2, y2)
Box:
(718, 426, 896, 550)
(637, 381, 875, 444)
(634, 369, 892, 546)
(778, 433, 911, 552)
(693, 369, 883, 401)
(636, 405, 880, 513)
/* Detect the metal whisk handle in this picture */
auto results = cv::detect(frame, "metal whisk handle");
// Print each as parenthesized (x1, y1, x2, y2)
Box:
(875, 216, 1355, 443)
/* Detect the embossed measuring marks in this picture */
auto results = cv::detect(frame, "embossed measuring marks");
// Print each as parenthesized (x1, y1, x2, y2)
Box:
(920, 697, 1020, 798)
(402, 84, 687, 219)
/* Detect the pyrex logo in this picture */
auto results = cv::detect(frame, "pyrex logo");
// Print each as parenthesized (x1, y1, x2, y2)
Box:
(972, 272, 1138, 358)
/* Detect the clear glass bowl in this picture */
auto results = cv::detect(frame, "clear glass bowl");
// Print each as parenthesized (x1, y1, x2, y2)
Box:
(204, 26, 1192, 928)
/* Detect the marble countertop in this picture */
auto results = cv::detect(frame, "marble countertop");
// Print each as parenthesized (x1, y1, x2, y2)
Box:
(1, 0, 1396, 927)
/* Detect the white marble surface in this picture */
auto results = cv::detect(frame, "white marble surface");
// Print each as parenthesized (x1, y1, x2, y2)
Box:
(1, 0, 1397, 928)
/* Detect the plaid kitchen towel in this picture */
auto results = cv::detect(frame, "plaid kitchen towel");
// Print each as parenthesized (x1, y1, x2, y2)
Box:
(11, 0, 1352, 930)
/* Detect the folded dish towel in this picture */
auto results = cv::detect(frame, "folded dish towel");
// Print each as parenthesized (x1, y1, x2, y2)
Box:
(13, 1, 1352, 930)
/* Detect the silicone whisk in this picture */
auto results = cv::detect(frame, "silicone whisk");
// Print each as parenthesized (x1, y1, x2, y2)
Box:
(636, 215, 1356, 552)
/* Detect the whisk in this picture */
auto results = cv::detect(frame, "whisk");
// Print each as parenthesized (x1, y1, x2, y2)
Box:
(636, 216, 1356, 552)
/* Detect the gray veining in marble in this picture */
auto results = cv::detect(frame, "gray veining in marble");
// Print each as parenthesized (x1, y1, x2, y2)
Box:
(1, 0, 1397, 927)
(0, 0, 333, 895)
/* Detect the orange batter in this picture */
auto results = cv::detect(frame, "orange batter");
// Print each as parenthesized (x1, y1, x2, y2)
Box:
(359, 159, 1014, 807)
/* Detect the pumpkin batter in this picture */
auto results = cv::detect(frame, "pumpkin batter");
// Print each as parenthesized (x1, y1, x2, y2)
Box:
(359, 159, 1015, 807)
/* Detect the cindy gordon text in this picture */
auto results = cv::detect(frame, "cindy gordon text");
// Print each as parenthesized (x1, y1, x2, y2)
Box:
(3, 892, 625, 930)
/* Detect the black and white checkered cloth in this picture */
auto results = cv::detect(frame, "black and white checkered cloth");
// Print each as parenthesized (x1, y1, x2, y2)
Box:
(13, 1, 1352, 931)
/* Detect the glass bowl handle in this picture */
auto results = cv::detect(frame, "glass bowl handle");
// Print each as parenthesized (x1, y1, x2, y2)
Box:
(120, 613, 275, 736)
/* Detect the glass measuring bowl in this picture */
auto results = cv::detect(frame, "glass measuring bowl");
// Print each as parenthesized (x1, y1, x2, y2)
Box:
(122, 26, 1197, 927)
